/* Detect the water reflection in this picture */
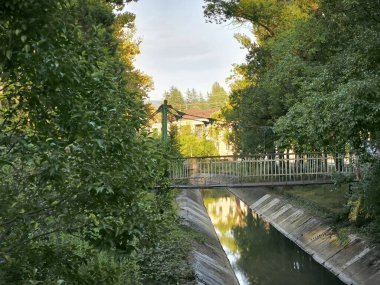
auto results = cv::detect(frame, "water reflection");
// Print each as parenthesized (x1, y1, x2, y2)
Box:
(203, 189, 344, 285)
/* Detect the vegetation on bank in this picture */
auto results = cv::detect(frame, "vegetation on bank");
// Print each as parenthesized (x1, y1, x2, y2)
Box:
(0, 1, 195, 283)
(204, 0, 380, 242)
(279, 185, 348, 217)
(278, 172, 380, 244)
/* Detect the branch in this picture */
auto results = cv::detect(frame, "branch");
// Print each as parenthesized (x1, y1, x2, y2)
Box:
(257, 22, 275, 37)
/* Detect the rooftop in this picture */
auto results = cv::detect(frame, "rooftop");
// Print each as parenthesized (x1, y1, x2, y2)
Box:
(181, 109, 218, 120)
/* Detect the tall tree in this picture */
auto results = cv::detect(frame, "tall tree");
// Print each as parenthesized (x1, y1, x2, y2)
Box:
(273, 0, 380, 153)
(204, 0, 317, 43)
(164, 86, 186, 110)
(185, 88, 207, 110)
(208, 82, 229, 109)
(205, 0, 380, 237)
(0, 1, 191, 283)
(205, 1, 315, 154)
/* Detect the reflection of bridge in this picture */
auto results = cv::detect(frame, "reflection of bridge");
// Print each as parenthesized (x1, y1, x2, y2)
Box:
(169, 153, 358, 188)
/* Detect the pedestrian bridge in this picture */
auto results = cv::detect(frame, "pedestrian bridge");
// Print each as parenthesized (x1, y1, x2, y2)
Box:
(169, 153, 358, 188)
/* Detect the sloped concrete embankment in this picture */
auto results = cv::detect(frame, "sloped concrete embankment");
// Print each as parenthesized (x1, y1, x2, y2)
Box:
(177, 189, 240, 285)
(229, 188, 380, 285)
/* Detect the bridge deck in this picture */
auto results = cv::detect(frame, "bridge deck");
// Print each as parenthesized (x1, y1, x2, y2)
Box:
(168, 154, 358, 189)
(170, 180, 336, 189)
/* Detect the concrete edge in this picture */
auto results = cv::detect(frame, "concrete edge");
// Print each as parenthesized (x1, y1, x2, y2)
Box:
(228, 187, 380, 285)
(177, 189, 240, 285)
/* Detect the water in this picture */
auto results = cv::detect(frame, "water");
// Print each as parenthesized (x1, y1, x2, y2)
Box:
(202, 189, 344, 285)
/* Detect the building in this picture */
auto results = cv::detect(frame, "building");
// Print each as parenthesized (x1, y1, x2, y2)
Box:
(150, 108, 233, 156)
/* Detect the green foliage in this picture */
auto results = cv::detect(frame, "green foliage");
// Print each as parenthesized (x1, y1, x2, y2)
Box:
(167, 125, 183, 158)
(177, 125, 218, 157)
(206, 0, 380, 239)
(274, 0, 380, 152)
(364, 160, 380, 223)
(185, 88, 207, 110)
(0, 234, 141, 284)
(208, 82, 229, 109)
(348, 159, 380, 241)
(164, 86, 186, 110)
(162, 82, 228, 112)
(204, 0, 314, 42)
(137, 224, 196, 285)
(76, 251, 141, 285)
(0, 0, 195, 283)
(207, 0, 380, 154)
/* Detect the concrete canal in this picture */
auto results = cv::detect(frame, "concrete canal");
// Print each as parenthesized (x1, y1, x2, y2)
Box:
(202, 189, 344, 285)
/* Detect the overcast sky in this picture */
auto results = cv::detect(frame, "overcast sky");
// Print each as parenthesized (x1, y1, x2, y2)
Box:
(124, 0, 250, 101)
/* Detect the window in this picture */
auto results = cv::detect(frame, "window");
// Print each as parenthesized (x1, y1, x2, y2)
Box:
(194, 124, 204, 136)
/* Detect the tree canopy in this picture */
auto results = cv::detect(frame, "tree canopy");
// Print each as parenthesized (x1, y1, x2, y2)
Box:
(205, 0, 380, 154)
(164, 86, 186, 110)
(208, 82, 229, 109)
(0, 1, 194, 283)
(163, 82, 229, 111)
(205, 0, 380, 240)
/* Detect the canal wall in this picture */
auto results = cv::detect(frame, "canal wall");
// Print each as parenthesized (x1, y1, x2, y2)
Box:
(176, 189, 240, 285)
(228, 188, 380, 285)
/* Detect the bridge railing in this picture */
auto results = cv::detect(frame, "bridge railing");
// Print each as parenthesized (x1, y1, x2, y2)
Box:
(169, 153, 358, 186)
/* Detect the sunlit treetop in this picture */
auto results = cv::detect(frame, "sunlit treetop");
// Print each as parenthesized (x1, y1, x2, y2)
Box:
(203, 0, 318, 43)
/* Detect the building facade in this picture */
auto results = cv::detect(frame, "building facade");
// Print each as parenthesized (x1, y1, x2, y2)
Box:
(150, 108, 233, 156)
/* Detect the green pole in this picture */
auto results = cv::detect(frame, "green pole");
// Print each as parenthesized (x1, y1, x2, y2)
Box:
(162, 99, 168, 143)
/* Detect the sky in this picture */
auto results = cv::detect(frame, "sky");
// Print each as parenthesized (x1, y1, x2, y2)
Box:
(124, 0, 250, 101)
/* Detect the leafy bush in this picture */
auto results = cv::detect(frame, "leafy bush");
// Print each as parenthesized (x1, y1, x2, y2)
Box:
(348, 159, 380, 241)
(138, 225, 195, 285)
(0, 0, 195, 283)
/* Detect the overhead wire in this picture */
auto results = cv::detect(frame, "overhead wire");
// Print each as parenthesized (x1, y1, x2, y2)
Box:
(151, 104, 274, 129)
(167, 109, 210, 125)
(170, 107, 219, 124)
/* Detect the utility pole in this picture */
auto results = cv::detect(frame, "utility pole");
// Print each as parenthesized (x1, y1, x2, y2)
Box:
(161, 99, 168, 143)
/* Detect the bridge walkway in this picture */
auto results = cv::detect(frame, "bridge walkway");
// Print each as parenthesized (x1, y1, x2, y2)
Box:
(169, 153, 358, 189)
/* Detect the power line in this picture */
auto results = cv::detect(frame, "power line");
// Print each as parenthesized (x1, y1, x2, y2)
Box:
(167, 109, 212, 125)
(170, 107, 219, 124)
(151, 104, 273, 130)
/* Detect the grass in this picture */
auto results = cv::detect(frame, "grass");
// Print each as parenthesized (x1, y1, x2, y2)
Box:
(272, 184, 355, 244)
(275, 184, 350, 219)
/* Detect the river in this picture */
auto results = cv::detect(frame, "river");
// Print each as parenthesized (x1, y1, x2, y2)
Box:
(202, 189, 344, 285)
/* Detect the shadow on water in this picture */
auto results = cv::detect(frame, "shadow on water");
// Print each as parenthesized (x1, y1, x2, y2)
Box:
(202, 189, 344, 285)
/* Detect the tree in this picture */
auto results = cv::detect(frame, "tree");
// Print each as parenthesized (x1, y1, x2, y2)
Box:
(207, 82, 229, 109)
(0, 1, 193, 283)
(164, 86, 186, 110)
(185, 88, 208, 110)
(204, 0, 380, 239)
(177, 125, 218, 157)
(204, 0, 317, 42)
(273, 0, 380, 153)
(206, 0, 380, 154)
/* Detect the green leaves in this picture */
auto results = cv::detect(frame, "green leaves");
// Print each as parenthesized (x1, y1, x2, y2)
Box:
(5, 50, 12, 60)
(0, 0, 192, 283)
(214, 0, 380, 154)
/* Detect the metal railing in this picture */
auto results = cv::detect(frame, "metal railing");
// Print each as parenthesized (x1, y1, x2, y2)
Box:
(169, 153, 359, 186)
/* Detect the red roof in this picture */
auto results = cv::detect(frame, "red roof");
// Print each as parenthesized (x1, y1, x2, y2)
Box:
(181, 109, 218, 120)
